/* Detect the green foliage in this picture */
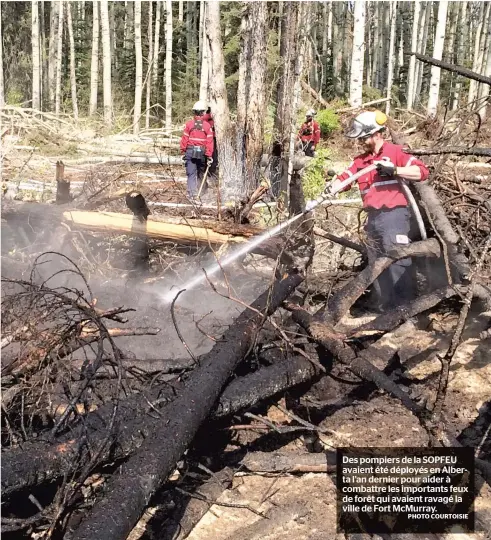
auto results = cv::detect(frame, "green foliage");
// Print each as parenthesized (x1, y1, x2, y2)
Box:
(316, 109, 340, 136)
(362, 85, 383, 102)
(302, 148, 331, 200)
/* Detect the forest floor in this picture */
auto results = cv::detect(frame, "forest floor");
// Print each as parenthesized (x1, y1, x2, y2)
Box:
(1, 125, 491, 540)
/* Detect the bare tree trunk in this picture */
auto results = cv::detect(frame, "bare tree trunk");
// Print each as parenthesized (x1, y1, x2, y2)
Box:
(427, 0, 448, 117)
(451, 2, 465, 110)
(152, 0, 161, 92)
(89, 0, 100, 117)
(124, 0, 133, 50)
(477, 3, 491, 109)
(199, 0, 209, 102)
(133, 0, 142, 134)
(179, 0, 184, 23)
(40, 0, 46, 108)
(0, 2, 4, 107)
(145, 1, 153, 129)
(55, 0, 63, 115)
(332, 2, 343, 95)
(48, 1, 58, 110)
(164, 0, 173, 130)
(349, 0, 365, 107)
(100, 0, 113, 127)
(372, 1, 380, 89)
(109, 1, 115, 68)
(236, 1, 268, 192)
(406, 0, 421, 110)
(415, 1, 431, 99)
(468, 3, 486, 104)
(478, 6, 491, 121)
(32, 0, 41, 110)
(66, 2, 78, 120)
(386, 0, 397, 114)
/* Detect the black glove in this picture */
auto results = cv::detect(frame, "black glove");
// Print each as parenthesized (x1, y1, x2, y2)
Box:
(375, 160, 396, 177)
(207, 157, 213, 165)
(181, 154, 186, 164)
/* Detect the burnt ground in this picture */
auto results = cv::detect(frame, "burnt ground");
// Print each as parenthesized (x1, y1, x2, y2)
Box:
(2, 144, 491, 540)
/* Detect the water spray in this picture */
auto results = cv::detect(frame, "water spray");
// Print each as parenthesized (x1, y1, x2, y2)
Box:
(160, 163, 380, 306)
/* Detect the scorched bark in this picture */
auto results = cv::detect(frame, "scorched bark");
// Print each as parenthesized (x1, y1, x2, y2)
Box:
(64, 273, 304, 540)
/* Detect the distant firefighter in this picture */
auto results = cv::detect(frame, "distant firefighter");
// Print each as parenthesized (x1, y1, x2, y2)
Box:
(126, 191, 150, 222)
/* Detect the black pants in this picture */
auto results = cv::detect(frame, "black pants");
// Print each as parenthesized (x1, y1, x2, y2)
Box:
(302, 141, 315, 157)
(365, 206, 416, 309)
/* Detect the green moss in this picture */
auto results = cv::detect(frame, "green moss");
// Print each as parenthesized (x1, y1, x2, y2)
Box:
(316, 109, 340, 136)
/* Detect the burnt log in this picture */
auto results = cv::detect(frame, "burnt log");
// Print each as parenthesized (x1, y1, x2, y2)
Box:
(239, 450, 337, 473)
(324, 239, 442, 325)
(313, 226, 366, 255)
(289, 305, 424, 416)
(2, 352, 319, 497)
(160, 467, 234, 540)
(67, 273, 303, 540)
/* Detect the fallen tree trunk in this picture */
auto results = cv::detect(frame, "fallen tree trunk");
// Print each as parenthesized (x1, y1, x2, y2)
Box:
(313, 226, 366, 255)
(67, 272, 303, 540)
(409, 147, 491, 158)
(2, 352, 320, 497)
(1, 202, 261, 246)
(409, 52, 491, 86)
(325, 239, 442, 325)
(239, 450, 336, 473)
(336, 97, 390, 113)
(300, 81, 329, 107)
(289, 305, 424, 416)
(160, 467, 234, 540)
(413, 181, 470, 279)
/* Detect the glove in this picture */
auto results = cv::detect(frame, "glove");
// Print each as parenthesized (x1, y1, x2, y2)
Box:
(375, 159, 396, 177)
(181, 154, 186, 164)
(305, 200, 318, 212)
(207, 157, 213, 165)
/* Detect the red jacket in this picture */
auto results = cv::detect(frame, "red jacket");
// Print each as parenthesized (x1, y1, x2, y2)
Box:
(203, 112, 214, 131)
(180, 116, 214, 157)
(336, 142, 429, 210)
(298, 120, 320, 145)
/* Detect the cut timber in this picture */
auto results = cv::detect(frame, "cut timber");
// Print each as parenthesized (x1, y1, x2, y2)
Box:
(63, 274, 304, 540)
(240, 451, 337, 473)
(409, 52, 491, 86)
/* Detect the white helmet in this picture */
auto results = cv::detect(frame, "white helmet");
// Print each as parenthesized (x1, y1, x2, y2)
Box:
(346, 110, 388, 139)
(306, 109, 316, 117)
(193, 101, 207, 112)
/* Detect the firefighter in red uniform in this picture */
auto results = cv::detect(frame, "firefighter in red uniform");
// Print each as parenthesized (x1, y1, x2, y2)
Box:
(298, 109, 321, 157)
(330, 110, 429, 310)
(203, 106, 218, 181)
(180, 101, 214, 200)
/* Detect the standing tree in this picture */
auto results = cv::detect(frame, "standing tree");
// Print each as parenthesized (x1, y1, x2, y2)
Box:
(133, 0, 143, 134)
(66, 2, 78, 120)
(145, 1, 153, 129)
(31, 0, 41, 110)
(100, 0, 113, 127)
(89, 0, 100, 117)
(48, 1, 58, 110)
(0, 2, 4, 107)
(349, 0, 365, 107)
(54, 0, 63, 115)
(385, 0, 398, 114)
(406, 0, 421, 110)
(468, 2, 487, 105)
(152, 0, 161, 94)
(427, 0, 448, 117)
(236, 1, 268, 191)
(164, 0, 173, 130)
(199, 1, 209, 103)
